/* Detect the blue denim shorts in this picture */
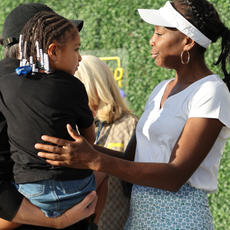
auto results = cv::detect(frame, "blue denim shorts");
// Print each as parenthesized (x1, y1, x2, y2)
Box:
(12, 173, 96, 217)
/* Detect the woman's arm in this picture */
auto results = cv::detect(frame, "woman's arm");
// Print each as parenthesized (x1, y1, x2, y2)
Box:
(35, 119, 223, 192)
(0, 191, 97, 230)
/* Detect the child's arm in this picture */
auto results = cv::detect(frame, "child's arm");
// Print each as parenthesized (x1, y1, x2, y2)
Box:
(78, 123, 96, 146)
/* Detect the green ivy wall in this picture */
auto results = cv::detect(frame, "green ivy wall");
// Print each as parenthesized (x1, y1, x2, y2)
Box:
(0, 0, 230, 228)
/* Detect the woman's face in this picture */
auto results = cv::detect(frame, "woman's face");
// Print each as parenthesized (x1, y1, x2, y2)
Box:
(149, 26, 187, 69)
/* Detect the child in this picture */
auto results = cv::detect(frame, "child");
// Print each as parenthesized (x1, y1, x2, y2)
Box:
(0, 11, 102, 225)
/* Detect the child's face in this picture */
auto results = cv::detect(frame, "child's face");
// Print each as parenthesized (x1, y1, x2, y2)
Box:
(54, 28, 82, 75)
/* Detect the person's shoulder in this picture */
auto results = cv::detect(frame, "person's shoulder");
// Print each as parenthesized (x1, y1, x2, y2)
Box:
(56, 70, 85, 85)
(196, 74, 229, 94)
(0, 58, 20, 66)
(190, 74, 230, 106)
(0, 58, 20, 78)
(104, 112, 138, 139)
(195, 74, 224, 85)
(0, 71, 17, 81)
(56, 70, 79, 80)
(115, 112, 139, 126)
(121, 112, 139, 121)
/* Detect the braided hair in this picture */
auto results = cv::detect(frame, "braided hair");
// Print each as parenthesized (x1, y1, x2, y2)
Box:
(173, 0, 230, 90)
(19, 11, 77, 71)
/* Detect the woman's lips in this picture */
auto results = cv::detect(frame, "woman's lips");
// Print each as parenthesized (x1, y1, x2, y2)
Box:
(151, 52, 158, 59)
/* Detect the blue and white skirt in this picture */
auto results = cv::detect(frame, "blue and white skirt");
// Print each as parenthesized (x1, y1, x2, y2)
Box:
(124, 183, 214, 230)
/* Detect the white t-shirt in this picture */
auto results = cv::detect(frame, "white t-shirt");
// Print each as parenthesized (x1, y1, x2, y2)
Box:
(134, 74, 230, 193)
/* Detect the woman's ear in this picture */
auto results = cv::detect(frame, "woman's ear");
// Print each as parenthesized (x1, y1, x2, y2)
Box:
(48, 43, 59, 61)
(184, 37, 196, 51)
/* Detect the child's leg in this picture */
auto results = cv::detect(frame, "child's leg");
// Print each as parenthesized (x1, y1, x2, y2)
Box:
(93, 171, 109, 224)
(0, 218, 21, 230)
(13, 178, 96, 218)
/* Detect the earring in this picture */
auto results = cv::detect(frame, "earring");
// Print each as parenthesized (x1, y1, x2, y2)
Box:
(180, 50, 190, 64)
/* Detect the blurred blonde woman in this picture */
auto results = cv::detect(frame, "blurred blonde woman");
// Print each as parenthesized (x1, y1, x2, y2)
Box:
(75, 55, 138, 230)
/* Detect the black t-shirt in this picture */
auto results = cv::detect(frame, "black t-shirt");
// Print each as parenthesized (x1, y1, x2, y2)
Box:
(0, 58, 20, 78)
(0, 58, 20, 151)
(0, 70, 94, 184)
(0, 60, 93, 227)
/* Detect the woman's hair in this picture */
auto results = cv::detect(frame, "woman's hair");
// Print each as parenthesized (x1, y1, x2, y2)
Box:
(3, 44, 19, 59)
(75, 55, 131, 123)
(173, 0, 230, 90)
(0, 35, 3, 47)
(19, 11, 77, 65)
(0, 35, 19, 58)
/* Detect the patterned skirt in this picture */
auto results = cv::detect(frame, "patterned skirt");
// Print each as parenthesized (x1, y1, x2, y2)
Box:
(124, 183, 214, 230)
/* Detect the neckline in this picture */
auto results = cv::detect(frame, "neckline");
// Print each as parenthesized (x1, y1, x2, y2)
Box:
(159, 74, 216, 109)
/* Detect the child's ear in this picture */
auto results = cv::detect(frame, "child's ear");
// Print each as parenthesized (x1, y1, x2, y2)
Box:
(48, 43, 59, 61)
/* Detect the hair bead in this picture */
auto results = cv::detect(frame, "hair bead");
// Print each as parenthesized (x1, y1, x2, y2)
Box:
(23, 41, 27, 59)
(36, 41, 40, 60)
(40, 49, 44, 67)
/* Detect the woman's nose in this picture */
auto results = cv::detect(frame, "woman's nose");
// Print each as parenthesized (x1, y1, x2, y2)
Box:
(149, 35, 155, 46)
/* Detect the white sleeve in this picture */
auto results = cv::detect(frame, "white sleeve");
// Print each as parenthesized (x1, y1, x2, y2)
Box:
(189, 80, 230, 128)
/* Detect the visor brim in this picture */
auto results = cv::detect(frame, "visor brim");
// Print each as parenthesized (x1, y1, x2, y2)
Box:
(138, 9, 175, 28)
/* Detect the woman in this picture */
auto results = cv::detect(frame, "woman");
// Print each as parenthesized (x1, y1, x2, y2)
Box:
(35, 0, 230, 229)
(75, 55, 138, 230)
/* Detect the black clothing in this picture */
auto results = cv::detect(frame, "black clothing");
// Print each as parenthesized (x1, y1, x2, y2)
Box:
(0, 59, 94, 230)
(0, 58, 20, 78)
(0, 70, 94, 184)
(0, 58, 23, 221)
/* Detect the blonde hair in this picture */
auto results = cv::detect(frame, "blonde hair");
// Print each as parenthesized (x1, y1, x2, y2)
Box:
(75, 55, 131, 123)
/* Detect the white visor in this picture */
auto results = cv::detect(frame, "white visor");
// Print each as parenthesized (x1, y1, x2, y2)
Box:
(138, 1, 212, 48)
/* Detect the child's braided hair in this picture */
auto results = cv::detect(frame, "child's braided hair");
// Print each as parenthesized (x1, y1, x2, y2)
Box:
(20, 11, 78, 67)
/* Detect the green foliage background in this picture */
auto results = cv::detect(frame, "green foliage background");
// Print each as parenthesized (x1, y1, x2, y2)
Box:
(0, 0, 230, 228)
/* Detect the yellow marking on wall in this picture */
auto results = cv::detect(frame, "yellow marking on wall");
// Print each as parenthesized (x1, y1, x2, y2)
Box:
(99, 56, 124, 87)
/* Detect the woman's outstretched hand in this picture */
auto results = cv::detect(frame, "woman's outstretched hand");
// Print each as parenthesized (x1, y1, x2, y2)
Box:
(35, 124, 99, 170)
